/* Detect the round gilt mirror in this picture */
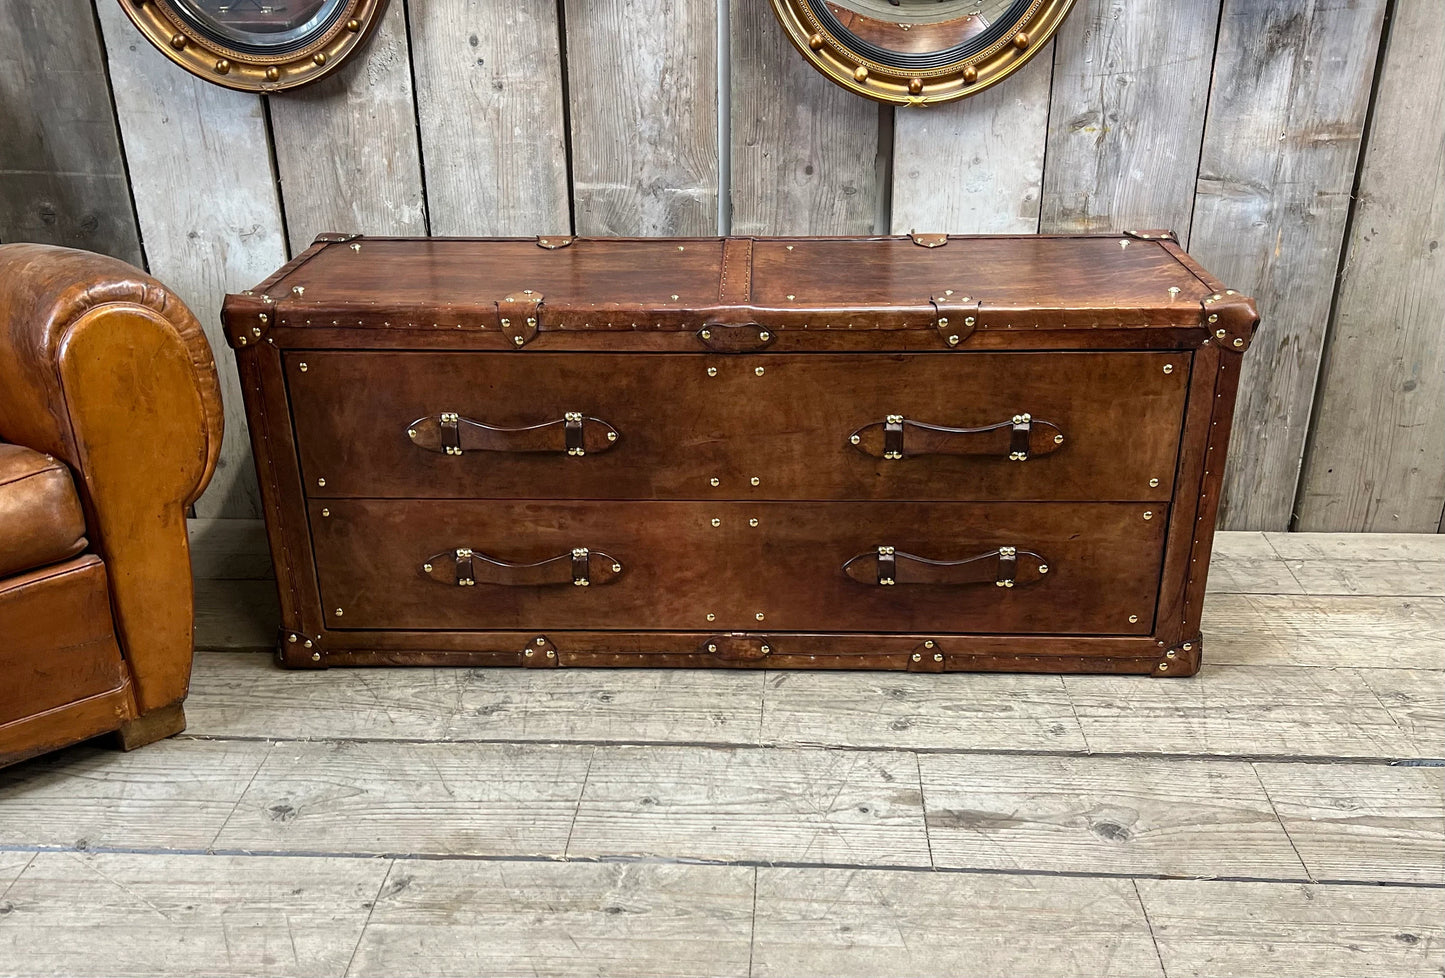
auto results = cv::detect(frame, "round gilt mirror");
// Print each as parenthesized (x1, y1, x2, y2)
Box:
(119, 0, 389, 92)
(770, 0, 1077, 105)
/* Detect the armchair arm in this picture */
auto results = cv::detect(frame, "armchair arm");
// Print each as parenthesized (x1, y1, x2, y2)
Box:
(0, 243, 224, 713)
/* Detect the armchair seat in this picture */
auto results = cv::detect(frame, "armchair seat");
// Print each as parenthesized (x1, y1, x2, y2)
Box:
(0, 443, 88, 578)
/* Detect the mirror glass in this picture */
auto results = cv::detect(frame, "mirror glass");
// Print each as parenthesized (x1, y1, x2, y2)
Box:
(807, 0, 1031, 67)
(169, 0, 349, 52)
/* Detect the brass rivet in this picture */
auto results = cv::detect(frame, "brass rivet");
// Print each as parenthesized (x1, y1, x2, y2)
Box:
(750, 477, 760, 486)
(911, 652, 921, 662)
(607, 431, 618, 441)
(513, 335, 525, 346)
(303, 639, 312, 648)
(1216, 328, 1227, 338)
(1013, 31, 1030, 48)
(423, 563, 432, 572)
(525, 649, 534, 657)
(546, 650, 555, 658)
(312, 652, 321, 661)
(963, 65, 978, 83)
(707, 366, 718, 377)
(933, 653, 943, 662)
(321, 508, 330, 517)
(755, 366, 765, 376)
(671, 294, 679, 301)
(759, 331, 771, 341)
(1167, 650, 1178, 659)
(760, 645, 771, 654)
(611, 563, 621, 573)
(1143, 511, 1154, 520)
(1150, 478, 1160, 487)
(317, 478, 326, 487)
(313, 52, 327, 66)
(1163, 364, 1174, 374)
(298, 361, 308, 372)
(938, 317, 949, 327)
(1038, 564, 1049, 574)
(711, 518, 721, 527)
(1182, 642, 1193, 651)
(756, 612, 765, 621)
(1129, 615, 1139, 623)
(853, 65, 869, 82)
(808, 32, 824, 50)
(710, 477, 720, 486)
(1159, 663, 1169, 672)
(334, 608, 343, 617)
(292, 285, 305, 297)
(948, 334, 960, 346)
(536, 637, 546, 646)
(408, 428, 418, 438)
(708, 643, 718, 653)
(924, 640, 934, 648)
(749, 518, 759, 527)
(1054, 433, 1064, 444)
(287, 634, 297, 643)
(786, 294, 796, 301)
(700, 329, 711, 339)
(266, 66, 280, 82)
(1208, 313, 1219, 323)
(706, 613, 716, 621)
(850, 434, 861, 445)
(1233, 338, 1244, 347)
(214, 59, 230, 74)
(346, 18, 361, 31)
(170, 33, 187, 49)
(908, 77, 923, 95)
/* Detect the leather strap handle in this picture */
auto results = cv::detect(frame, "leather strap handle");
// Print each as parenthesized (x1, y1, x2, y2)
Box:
(424, 547, 623, 587)
(843, 546, 1048, 588)
(408, 412, 619, 457)
(849, 413, 1063, 461)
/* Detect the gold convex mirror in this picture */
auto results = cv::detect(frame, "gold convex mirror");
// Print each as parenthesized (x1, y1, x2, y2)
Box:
(770, 0, 1077, 104)
(118, 0, 389, 92)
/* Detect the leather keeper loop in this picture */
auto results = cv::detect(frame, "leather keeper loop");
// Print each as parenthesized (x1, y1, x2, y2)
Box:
(997, 546, 1018, 587)
(455, 547, 475, 587)
(571, 547, 590, 586)
(440, 412, 462, 455)
(883, 416, 904, 460)
(565, 412, 585, 456)
(1010, 415, 1031, 461)
(877, 546, 897, 585)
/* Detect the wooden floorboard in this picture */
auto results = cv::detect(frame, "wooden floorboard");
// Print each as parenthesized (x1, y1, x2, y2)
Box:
(1205, 592, 1445, 669)
(1137, 879, 1445, 978)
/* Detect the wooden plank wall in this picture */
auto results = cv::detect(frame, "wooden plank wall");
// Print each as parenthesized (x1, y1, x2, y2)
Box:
(0, 0, 1440, 532)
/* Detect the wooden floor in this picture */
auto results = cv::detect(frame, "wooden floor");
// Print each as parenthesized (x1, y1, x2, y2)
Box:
(0, 528, 1442, 977)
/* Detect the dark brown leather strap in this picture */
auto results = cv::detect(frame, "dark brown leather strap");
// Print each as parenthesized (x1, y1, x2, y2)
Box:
(699, 633, 773, 661)
(718, 237, 754, 305)
(843, 546, 1048, 588)
(696, 322, 775, 352)
(424, 547, 624, 587)
(408, 413, 619, 456)
(850, 414, 1063, 461)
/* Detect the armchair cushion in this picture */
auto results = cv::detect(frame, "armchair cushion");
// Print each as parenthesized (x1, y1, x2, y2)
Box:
(0, 443, 87, 578)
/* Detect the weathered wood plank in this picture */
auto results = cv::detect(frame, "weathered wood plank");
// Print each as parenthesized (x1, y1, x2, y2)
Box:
(95, 2, 285, 519)
(409, 0, 569, 235)
(0, 851, 387, 978)
(1256, 762, 1445, 885)
(1207, 531, 1304, 594)
(213, 741, 590, 856)
(267, 0, 426, 250)
(1266, 531, 1445, 596)
(891, 45, 1053, 235)
(752, 867, 1163, 978)
(0, 0, 142, 263)
(564, 0, 719, 235)
(349, 861, 754, 978)
(920, 755, 1305, 878)
(1063, 665, 1423, 759)
(1359, 669, 1445, 759)
(1137, 878, 1445, 978)
(193, 580, 279, 652)
(1040, 0, 1221, 236)
(568, 745, 929, 866)
(1196, 0, 1387, 531)
(188, 518, 273, 581)
(729, 0, 879, 235)
(0, 851, 33, 891)
(183, 651, 767, 744)
(1204, 593, 1445, 670)
(0, 740, 268, 851)
(760, 671, 1088, 752)
(1296, 0, 1445, 531)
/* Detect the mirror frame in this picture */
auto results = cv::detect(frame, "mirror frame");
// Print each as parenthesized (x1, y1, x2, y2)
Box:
(769, 0, 1077, 105)
(117, 0, 389, 92)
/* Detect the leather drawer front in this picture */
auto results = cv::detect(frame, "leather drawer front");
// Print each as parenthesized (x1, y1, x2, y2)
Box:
(311, 500, 1166, 635)
(287, 351, 1188, 502)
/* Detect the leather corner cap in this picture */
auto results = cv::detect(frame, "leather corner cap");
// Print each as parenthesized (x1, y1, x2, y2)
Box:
(0, 443, 87, 578)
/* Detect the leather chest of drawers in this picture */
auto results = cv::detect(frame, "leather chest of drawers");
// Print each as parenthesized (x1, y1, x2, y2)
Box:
(223, 232, 1258, 676)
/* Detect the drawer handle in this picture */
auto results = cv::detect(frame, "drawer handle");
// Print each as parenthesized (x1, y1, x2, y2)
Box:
(848, 414, 1063, 461)
(843, 545, 1048, 588)
(407, 412, 619, 457)
(423, 547, 623, 587)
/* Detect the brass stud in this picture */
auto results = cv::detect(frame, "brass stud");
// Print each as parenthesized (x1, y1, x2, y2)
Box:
(947, 334, 960, 346)
(924, 640, 934, 648)
(671, 294, 680, 301)
(607, 431, 618, 441)
(287, 634, 298, 643)
(749, 518, 759, 527)
(911, 652, 922, 662)
(711, 518, 721, 527)
(1233, 338, 1244, 347)
(266, 66, 280, 82)
(701, 329, 711, 339)
(611, 563, 621, 573)
(350, 242, 361, 252)
(170, 33, 187, 49)
(334, 608, 343, 617)
(546, 650, 555, 658)
(1208, 313, 1219, 323)
(536, 637, 547, 646)
(313, 52, 327, 66)
(707, 366, 718, 377)
(755, 366, 765, 376)
(513, 335, 525, 346)
(298, 361, 308, 372)
(963, 65, 978, 83)
(214, 59, 231, 74)
(321, 508, 330, 517)
(1039, 564, 1049, 574)
(1013, 31, 1030, 48)
(853, 65, 869, 82)
(808, 32, 824, 50)
(1129, 615, 1139, 623)
(312, 652, 321, 661)
(346, 18, 361, 31)
(317, 478, 326, 487)
(1163, 364, 1174, 374)
(1167, 650, 1177, 659)
(711, 477, 720, 486)
(786, 294, 796, 301)
(292, 285, 305, 297)
(1216, 328, 1227, 339)
(850, 434, 861, 445)
(1143, 511, 1154, 520)
(706, 613, 716, 621)
(423, 563, 433, 573)
(750, 476, 760, 486)
(525, 649, 534, 657)
(1054, 433, 1064, 444)
(759, 331, 771, 341)
(1149, 478, 1160, 487)
(1158, 663, 1169, 672)
(908, 77, 924, 95)
(708, 643, 718, 653)
(933, 653, 943, 662)
(756, 612, 765, 621)
(1182, 642, 1193, 651)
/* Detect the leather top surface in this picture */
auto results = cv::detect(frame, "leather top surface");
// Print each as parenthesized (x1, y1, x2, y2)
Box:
(0, 443, 88, 579)
(241, 234, 1217, 318)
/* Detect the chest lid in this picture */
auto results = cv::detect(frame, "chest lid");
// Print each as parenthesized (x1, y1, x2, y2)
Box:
(222, 232, 1258, 354)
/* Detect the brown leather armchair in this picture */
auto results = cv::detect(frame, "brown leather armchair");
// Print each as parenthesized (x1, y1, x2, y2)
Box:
(0, 244, 223, 767)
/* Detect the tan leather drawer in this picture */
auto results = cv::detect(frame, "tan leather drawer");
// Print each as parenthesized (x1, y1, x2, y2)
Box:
(286, 351, 1188, 502)
(310, 499, 1167, 635)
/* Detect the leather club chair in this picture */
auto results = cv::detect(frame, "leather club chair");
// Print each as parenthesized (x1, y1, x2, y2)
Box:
(0, 243, 223, 767)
